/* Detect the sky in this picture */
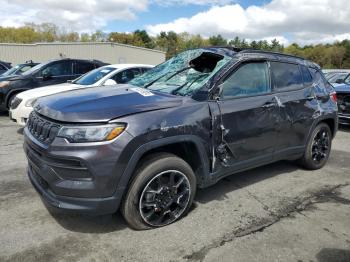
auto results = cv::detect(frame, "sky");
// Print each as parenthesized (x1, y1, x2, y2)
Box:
(1, 0, 350, 46)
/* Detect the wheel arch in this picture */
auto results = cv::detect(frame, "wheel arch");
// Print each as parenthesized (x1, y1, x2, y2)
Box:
(5, 88, 29, 108)
(320, 118, 336, 138)
(115, 135, 210, 203)
(305, 116, 337, 146)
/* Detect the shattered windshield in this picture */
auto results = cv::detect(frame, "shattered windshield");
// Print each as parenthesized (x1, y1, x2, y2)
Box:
(129, 49, 231, 96)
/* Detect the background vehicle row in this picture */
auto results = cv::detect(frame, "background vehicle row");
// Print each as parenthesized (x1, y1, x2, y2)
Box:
(9, 64, 153, 125)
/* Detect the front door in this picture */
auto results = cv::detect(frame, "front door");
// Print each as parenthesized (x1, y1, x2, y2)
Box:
(212, 61, 281, 173)
(35, 61, 74, 87)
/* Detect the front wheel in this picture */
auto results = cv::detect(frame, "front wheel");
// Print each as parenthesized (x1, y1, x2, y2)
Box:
(298, 123, 332, 170)
(7, 95, 16, 109)
(121, 153, 196, 230)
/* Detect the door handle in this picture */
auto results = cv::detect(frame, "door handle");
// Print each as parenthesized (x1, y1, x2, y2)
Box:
(261, 101, 277, 108)
(306, 95, 316, 101)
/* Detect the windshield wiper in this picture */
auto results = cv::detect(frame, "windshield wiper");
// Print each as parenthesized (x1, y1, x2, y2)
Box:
(144, 66, 192, 89)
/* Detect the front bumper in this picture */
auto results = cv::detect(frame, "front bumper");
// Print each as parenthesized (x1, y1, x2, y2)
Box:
(9, 104, 31, 126)
(24, 126, 134, 215)
(28, 165, 120, 214)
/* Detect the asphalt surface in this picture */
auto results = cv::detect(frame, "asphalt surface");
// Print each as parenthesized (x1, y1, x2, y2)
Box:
(0, 110, 349, 262)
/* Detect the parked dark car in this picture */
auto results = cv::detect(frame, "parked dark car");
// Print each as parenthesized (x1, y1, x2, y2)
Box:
(334, 82, 350, 125)
(328, 72, 350, 84)
(324, 70, 347, 82)
(0, 61, 11, 75)
(23, 48, 338, 229)
(0, 60, 39, 79)
(0, 58, 107, 110)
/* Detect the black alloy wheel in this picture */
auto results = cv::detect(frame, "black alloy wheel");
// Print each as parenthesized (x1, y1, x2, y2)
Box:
(139, 170, 191, 227)
(121, 153, 196, 230)
(311, 128, 330, 164)
(298, 123, 332, 170)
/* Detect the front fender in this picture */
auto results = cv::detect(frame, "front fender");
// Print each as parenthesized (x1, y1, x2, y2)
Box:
(112, 135, 210, 207)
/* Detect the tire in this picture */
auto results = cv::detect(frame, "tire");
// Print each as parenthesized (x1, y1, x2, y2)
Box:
(298, 123, 332, 170)
(121, 153, 196, 230)
(7, 95, 16, 109)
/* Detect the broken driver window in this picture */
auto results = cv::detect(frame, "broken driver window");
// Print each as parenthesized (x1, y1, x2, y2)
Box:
(129, 49, 231, 96)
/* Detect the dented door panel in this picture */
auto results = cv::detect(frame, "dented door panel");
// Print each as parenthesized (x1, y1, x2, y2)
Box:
(210, 94, 280, 174)
(275, 87, 318, 150)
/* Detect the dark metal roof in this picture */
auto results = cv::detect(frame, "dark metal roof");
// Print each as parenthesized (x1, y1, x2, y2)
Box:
(204, 46, 319, 69)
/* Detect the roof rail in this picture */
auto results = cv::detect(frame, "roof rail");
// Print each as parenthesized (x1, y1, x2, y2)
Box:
(206, 46, 306, 61)
(238, 48, 306, 60)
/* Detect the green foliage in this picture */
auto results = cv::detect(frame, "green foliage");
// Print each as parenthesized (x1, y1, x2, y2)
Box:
(0, 23, 350, 68)
(208, 34, 227, 46)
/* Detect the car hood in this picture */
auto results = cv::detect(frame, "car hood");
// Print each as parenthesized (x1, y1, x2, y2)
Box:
(0, 75, 24, 81)
(334, 83, 350, 93)
(35, 85, 184, 123)
(17, 83, 83, 100)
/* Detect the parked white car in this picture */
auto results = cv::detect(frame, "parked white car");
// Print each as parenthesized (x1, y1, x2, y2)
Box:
(9, 64, 153, 126)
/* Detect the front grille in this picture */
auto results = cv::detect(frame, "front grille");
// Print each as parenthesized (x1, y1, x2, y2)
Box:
(337, 93, 350, 114)
(27, 112, 61, 144)
(10, 97, 22, 109)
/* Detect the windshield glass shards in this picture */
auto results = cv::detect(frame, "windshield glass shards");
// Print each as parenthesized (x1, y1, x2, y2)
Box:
(129, 49, 231, 96)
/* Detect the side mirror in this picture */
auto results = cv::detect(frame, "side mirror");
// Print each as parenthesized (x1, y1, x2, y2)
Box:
(335, 79, 344, 84)
(104, 79, 117, 86)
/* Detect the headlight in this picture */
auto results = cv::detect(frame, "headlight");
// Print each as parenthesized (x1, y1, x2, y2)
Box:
(0, 81, 10, 88)
(25, 98, 37, 107)
(57, 124, 126, 143)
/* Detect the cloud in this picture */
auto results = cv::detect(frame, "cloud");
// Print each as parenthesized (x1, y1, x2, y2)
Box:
(146, 0, 350, 45)
(0, 0, 148, 31)
(151, 0, 236, 6)
(1, 0, 350, 45)
(0, 0, 235, 32)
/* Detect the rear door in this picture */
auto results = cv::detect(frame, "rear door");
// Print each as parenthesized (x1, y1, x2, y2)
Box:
(271, 62, 317, 153)
(35, 60, 74, 87)
(73, 61, 96, 79)
(212, 60, 280, 172)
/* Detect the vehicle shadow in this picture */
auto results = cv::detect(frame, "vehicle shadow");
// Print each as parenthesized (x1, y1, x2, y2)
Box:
(195, 160, 299, 204)
(17, 127, 24, 135)
(47, 205, 128, 234)
(339, 124, 350, 132)
(315, 248, 350, 262)
(0, 109, 8, 116)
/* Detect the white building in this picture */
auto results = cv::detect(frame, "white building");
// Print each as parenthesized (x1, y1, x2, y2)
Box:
(0, 42, 166, 66)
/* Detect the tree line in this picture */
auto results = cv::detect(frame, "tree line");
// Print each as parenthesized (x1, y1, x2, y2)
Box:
(1, 23, 349, 69)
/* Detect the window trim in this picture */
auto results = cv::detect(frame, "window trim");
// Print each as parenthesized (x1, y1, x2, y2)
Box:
(215, 59, 273, 101)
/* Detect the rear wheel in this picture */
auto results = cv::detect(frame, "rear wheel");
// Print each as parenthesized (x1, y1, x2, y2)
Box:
(121, 153, 196, 230)
(298, 123, 332, 170)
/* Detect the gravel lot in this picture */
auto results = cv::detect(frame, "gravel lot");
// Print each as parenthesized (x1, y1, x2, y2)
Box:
(0, 110, 349, 262)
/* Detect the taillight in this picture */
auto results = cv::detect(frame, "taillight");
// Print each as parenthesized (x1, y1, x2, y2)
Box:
(330, 92, 337, 103)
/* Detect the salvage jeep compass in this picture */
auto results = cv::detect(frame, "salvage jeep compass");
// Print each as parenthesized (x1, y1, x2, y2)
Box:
(23, 47, 338, 229)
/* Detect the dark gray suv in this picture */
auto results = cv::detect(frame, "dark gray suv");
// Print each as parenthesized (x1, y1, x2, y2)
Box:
(23, 48, 338, 229)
